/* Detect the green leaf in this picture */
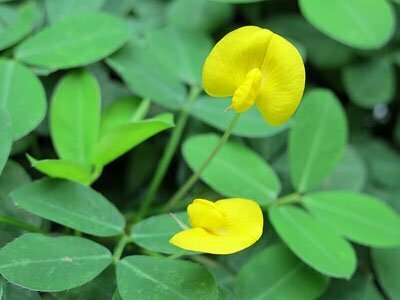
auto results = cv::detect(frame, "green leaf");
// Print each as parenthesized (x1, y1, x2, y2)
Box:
(50, 70, 101, 164)
(372, 247, 400, 300)
(56, 266, 116, 300)
(147, 26, 212, 85)
(0, 1, 42, 51)
(190, 96, 288, 138)
(236, 243, 328, 300)
(167, 0, 233, 33)
(211, 0, 264, 3)
(92, 113, 174, 167)
(44, 0, 106, 23)
(0, 59, 46, 140)
(10, 179, 125, 237)
(320, 273, 384, 300)
(299, 0, 395, 50)
(319, 146, 367, 191)
(15, 13, 130, 69)
(117, 256, 218, 300)
(0, 233, 112, 292)
(131, 212, 193, 255)
(269, 205, 356, 278)
(343, 58, 396, 108)
(100, 97, 150, 136)
(265, 14, 353, 69)
(107, 41, 186, 110)
(289, 88, 347, 193)
(303, 192, 400, 247)
(183, 134, 281, 205)
(28, 155, 95, 185)
(0, 109, 12, 174)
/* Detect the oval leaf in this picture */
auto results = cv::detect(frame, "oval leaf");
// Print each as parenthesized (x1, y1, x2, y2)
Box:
(0, 109, 12, 174)
(0, 233, 112, 292)
(131, 212, 192, 255)
(11, 179, 125, 237)
(299, 0, 395, 49)
(0, 59, 46, 140)
(183, 134, 281, 205)
(15, 13, 130, 69)
(372, 247, 400, 300)
(50, 70, 101, 164)
(190, 97, 288, 138)
(236, 243, 328, 300)
(45, 0, 105, 23)
(269, 205, 356, 278)
(117, 256, 218, 300)
(303, 192, 400, 247)
(289, 88, 347, 193)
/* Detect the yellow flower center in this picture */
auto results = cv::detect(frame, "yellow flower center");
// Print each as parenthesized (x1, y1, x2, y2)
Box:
(230, 68, 262, 113)
(188, 199, 226, 230)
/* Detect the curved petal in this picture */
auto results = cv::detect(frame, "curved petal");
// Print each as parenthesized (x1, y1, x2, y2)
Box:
(202, 26, 273, 97)
(170, 198, 263, 254)
(256, 34, 305, 126)
(187, 199, 226, 229)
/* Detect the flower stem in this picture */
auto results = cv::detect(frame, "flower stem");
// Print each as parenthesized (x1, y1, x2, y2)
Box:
(162, 113, 240, 212)
(137, 86, 201, 220)
(0, 215, 42, 233)
(268, 193, 302, 207)
(112, 235, 132, 263)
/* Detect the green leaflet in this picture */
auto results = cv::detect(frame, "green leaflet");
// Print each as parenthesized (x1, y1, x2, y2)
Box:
(117, 256, 218, 300)
(0, 234, 112, 292)
(44, 0, 106, 23)
(10, 179, 125, 237)
(0, 109, 12, 174)
(183, 134, 281, 205)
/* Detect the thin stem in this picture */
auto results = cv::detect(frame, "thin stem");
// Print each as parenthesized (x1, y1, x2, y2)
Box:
(0, 215, 42, 233)
(162, 113, 240, 212)
(112, 235, 132, 263)
(137, 86, 201, 220)
(267, 193, 302, 208)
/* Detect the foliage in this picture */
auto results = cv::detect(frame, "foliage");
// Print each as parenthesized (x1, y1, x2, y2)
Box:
(0, 0, 400, 299)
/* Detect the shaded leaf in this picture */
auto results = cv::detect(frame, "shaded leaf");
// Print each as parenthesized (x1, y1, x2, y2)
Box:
(0, 109, 12, 175)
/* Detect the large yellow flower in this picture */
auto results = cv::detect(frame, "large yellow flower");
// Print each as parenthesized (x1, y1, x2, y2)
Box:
(169, 198, 263, 254)
(202, 26, 305, 126)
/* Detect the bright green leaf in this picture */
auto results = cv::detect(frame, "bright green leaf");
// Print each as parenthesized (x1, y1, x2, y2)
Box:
(117, 256, 218, 300)
(107, 41, 186, 110)
(183, 134, 281, 205)
(167, 0, 233, 33)
(44, 0, 105, 23)
(28, 155, 95, 185)
(372, 247, 400, 300)
(15, 13, 130, 69)
(92, 113, 174, 167)
(50, 70, 101, 164)
(190, 97, 288, 138)
(236, 243, 328, 300)
(289, 88, 347, 193)
(299, 0, 395, 49)
(343, 58, 396, 108)
(0, 109, 12, 175)
(100, 97, 150, 136)
(0, 233, 112, 292)
(147, 26, 212, 85)
(11, 179, 125, 237)
(0, 59, 46, 140)
(303, 191, 400, 247)
(269, 205, 356, 278)
(131, 212, 193, 255)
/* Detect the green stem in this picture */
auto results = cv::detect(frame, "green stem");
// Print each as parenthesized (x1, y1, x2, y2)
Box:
(268, 193, 302, 207)
(162, 113, 240, 213)
(0, 215, 42, 233)
(137, 86, 201, 220)
(112, 235, 132, 263)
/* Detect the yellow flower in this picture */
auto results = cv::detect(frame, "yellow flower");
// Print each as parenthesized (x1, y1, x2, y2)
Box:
(169, 198, 263, 254)
(202, 26, 305, 126)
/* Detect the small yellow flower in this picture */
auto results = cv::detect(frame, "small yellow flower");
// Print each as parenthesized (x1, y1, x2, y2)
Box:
(169, 198, 263, 254)
(202, 26, 305, 126)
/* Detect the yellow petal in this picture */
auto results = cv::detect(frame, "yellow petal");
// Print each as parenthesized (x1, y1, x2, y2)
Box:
(187, 199, 226, 230)
(202, 26, 273, 97)
(256, 34, 305, 126)
(170, 198, 263, 254)
(230, 68, 262, 113)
